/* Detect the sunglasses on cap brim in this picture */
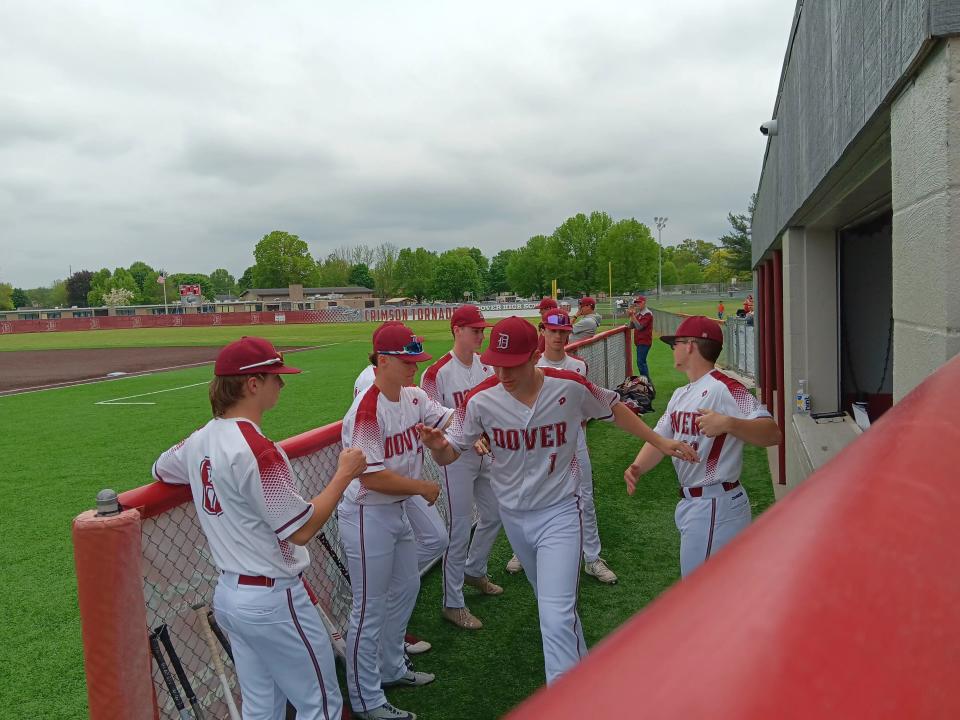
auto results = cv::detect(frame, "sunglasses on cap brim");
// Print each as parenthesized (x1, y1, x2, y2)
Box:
(379, 338, 425, 355)
(238, 354, 285, 371)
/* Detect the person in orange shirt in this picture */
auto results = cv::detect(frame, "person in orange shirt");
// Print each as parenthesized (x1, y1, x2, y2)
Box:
(717, 301, 725, 320)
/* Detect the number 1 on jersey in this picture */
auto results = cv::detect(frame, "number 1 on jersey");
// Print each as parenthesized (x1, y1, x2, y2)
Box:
(548, 452, 557, 474)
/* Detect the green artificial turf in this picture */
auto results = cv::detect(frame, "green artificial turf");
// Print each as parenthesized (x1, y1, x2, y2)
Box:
(0, 325, 774, 719)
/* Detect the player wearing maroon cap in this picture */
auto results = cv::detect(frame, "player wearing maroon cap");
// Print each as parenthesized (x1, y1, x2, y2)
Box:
(627, 295, 653, 379)
(625, 316, 781, 577)
(154, 337, 367, 720)
(420, 305, 503, 630)
(420, 316, 698, 683)
(341, 325, 455, 720)
(570, 297, 600, 342)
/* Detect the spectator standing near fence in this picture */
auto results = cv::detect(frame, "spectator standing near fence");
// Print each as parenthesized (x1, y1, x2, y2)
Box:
(717, 301, 725, 320)
(627, 295, 654, 379)
(153, 336, 367, 720)
(624, 316, 780, 577)
(570, 297, 601, 342)
(743, 294, 754, 314)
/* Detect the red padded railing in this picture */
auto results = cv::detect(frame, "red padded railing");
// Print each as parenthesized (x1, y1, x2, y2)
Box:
(508, 352, 960, 719)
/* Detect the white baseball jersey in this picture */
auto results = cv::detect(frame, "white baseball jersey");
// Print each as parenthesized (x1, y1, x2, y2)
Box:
(153, 417, 313, 578)
(654, 369, 772, 488)
(446, 369, 619, 511)
(353, 365, 376, 397)
(342, 385, 454, 505)
(537, 354, 589, 452)
(420, 351, 493, 410)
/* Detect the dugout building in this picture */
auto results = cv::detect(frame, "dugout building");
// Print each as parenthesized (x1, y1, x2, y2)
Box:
(751, 1, 960, 496)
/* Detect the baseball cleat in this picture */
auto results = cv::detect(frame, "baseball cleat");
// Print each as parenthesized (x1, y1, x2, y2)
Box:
(382, 670, 436, 688)
(403, 633, 431, 655)
(353, 701, 417, 719)
(441, 606, 483, 630)
(505, 553, 523, 574)
(584, 558, 618, 584)
(464, 574, 504, 595)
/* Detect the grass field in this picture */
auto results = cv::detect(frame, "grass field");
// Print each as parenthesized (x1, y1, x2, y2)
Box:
(647, 298, 736, 317)
(0, 322, 774, 719)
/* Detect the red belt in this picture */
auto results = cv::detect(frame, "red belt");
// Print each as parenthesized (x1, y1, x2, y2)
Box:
(237, 574, 276, 587)
(680, 480, 740, 498)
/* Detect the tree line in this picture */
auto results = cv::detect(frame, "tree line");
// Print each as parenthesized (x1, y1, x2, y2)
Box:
(0, 197, 754, 310)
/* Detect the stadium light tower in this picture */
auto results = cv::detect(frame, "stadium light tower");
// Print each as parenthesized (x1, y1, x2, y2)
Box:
(654, 216, 668, 299)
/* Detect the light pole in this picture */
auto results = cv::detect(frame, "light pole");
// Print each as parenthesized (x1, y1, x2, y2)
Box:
(654, 216, 668, 299)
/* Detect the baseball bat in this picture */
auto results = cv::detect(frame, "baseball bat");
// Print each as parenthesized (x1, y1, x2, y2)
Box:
(156, 623, 205, 720)
(301, 575, 346, 659)
(206, 610, 234, 663)
(194, 604, 242, 720)
(149, 631, 191, 720)
(315, 530, 351, 583)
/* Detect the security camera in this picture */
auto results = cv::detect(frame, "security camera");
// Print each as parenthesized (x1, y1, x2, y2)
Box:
(760, 119, 778, 136)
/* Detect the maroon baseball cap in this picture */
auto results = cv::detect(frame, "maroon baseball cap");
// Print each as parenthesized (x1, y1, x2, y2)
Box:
(215, 337, 301, 376)
(660, 315, 724, 347)
(372, 320, 403, 344)
(542, 310, 573, 331)
(633, 295, 646, 304)
(537, 297, 558, 311)
(374, 324, 432, 363)
(481, 316, 538, 367)
(579, 296, 596, 308)
(451, 304, 492, 329)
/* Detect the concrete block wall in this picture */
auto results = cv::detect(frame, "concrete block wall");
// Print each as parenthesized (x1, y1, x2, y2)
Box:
(891, 38, 960, 399)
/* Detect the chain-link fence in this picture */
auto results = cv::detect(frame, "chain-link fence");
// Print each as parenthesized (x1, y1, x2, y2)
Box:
(109, 327, 633, 718)
(722, 316, 756, 379)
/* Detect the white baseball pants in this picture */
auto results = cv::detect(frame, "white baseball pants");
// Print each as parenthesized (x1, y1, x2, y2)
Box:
(500, 496, 587, 684)
(213, 573, 342, 720)
(575, 429, 602, 563)
(440, 455, 502, 608)
(338, 501, 420, 714)
(675, 484, 751, 577)
(403, 493, 449, 571)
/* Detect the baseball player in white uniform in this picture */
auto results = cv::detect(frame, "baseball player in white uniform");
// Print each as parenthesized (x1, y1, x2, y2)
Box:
(625, 316, 781, 577)
(420, 305, 503, 631)
(153, 336, 367, 720)
(420, 316, 698, 683)
(340, 324, 454, 720)
(534, 310, 617, 584)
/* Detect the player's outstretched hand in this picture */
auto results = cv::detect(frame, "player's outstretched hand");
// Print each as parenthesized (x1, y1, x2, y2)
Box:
(474, 433, 491, 456)
(696, 408, 731, 438)
(421, 482, 441, 506)
(337, 447, 367, 478)
(417, 423, 449, 451)
(659, 438, 699, 463)
(624, 463, 641, 495)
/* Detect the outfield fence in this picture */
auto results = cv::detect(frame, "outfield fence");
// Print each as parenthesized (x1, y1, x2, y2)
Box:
(72, 326, 631, 720)
(650, 309, 755, 380)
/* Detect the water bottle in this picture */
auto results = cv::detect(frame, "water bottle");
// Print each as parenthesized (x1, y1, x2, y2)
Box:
(795, 379, 810, 414)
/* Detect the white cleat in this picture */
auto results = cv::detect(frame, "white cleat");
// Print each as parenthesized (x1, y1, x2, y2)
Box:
(354, 702, 417, 719)
(584, 557, 618, 584)
(403, 633, 431, 655)
(505, 553, 523, 574)
(382, 669, 436, 688)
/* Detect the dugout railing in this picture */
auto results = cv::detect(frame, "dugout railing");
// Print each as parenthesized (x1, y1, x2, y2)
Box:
(72, 325, 632, 720)
(507, 352, 960, 719)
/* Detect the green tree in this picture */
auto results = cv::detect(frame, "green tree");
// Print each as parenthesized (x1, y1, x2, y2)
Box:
(596, 218, 658, 293)
(348, 264, 375, 290)
(718, 193, 756, 276)
(317, 251, 351, 287)
(49, 279, 68, 307)
(12, 288, 30, 308)
(395, 248, 437, 302)
(209, 268, 237, 297)
(506, 235, 555, 297)
(251, 231, 317, 288)
(487, 249, 516, 295)
(552, 211, 613, 293)
(0, 282, 13, 310)
(128, 261, 154, 295)
(675, 238, 718, 268)
(66, 270, 94, 307)
(237, 267, 256, 293)
(432, 249, 482, 302)
(704, 249, 735, 284)
(462, 247, 490, 296)
(372, 243, 400, 299)
(680, 263, 703, 284)
(661, 261, 679, 286)
(87, 268, 112, 306)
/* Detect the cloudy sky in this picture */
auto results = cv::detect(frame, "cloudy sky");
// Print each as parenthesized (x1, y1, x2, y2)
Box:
(2, 1, 796, 288)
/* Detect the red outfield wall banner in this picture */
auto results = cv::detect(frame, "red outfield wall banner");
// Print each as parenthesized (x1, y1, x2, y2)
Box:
(0, 306, 460, 335)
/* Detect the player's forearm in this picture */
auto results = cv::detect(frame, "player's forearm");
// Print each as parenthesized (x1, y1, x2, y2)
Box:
(428, 438, 462, 466)
(611, 402, 670, 451)
(359, 468, 434, 496)
(288, 472, 353, 545)
(727, 417, 781, 447)
(630, 442, 665, 475)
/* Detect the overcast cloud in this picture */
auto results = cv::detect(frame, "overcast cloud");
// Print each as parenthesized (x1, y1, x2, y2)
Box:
(1, 0, 796, 287)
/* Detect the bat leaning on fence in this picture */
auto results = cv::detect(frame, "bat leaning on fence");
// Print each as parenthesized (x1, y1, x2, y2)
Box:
(193, 603, 242, 720)
(155, 623, 205, 720)
(149, 630, 191, 720)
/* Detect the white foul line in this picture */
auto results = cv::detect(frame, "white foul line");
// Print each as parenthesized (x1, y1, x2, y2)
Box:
(96, 381, 210, 405)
